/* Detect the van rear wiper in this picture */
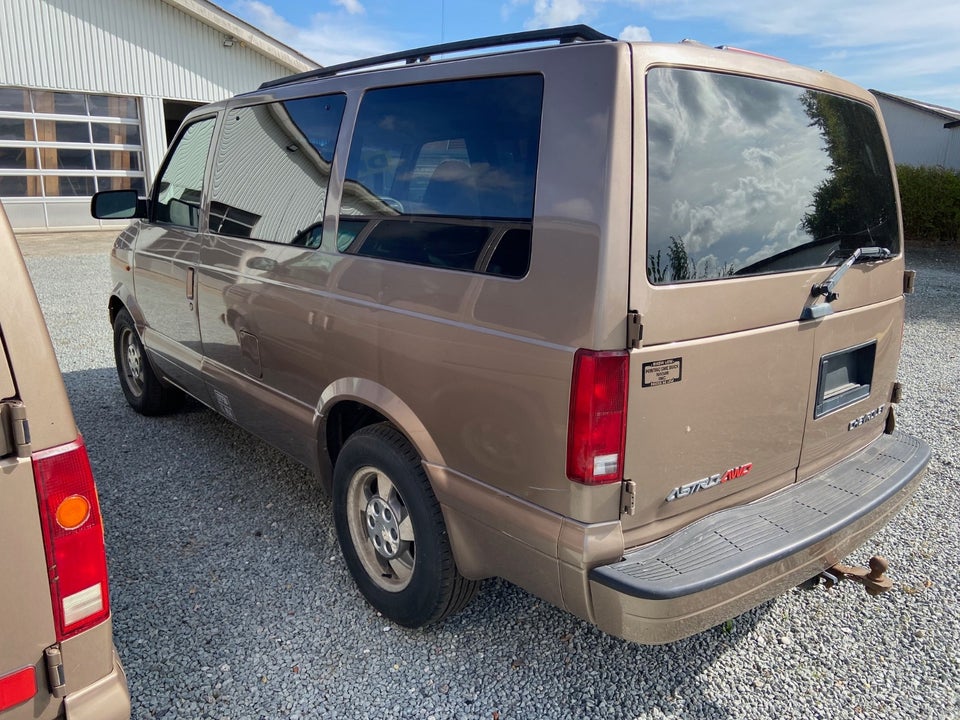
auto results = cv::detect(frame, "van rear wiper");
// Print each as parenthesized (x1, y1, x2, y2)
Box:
(801, 246, 892, 320)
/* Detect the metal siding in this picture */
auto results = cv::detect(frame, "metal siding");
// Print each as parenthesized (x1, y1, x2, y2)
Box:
(141, 95, 168, 180)
(946, 129, 960, 170)
(877, 97, 960, 170)
(0, 0, 296, 100)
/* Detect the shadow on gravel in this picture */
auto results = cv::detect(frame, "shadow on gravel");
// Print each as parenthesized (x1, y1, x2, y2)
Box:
(64, 366, 772, 719)
(443, 582, 772, 718)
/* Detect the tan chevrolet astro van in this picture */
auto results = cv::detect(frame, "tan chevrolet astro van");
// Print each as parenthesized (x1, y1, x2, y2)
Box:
(0, 203, 130, 719)
(91, 26, 930, 644)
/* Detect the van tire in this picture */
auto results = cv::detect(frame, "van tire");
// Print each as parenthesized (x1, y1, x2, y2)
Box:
(113, 308, 183, 415)
(333, 423, 479, 627)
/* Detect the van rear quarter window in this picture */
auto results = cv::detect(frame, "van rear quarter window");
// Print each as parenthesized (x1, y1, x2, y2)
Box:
(338, 75, 543, 278)
(645, 68, 899, 284)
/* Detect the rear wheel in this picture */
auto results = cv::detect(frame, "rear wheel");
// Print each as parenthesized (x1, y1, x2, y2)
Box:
(113, 308, 182, 415)
(333, 423, 479, 627)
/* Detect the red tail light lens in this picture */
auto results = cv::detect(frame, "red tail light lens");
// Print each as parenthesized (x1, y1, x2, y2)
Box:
(32, 438, 111, 640)
(566, 349, 629, 484)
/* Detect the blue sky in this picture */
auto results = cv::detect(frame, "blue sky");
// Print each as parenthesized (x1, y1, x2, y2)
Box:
(223, 0, 960, 109)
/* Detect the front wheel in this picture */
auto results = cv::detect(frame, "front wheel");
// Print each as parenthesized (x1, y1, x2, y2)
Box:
(333, 423, 479, 627)
(113, 308, 183, 415)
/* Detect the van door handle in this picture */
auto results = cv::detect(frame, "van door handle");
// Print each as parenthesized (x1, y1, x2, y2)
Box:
(186, 267, 195, 301)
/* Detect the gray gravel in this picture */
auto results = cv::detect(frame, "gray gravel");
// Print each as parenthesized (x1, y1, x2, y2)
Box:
(24, 245, 960, 720)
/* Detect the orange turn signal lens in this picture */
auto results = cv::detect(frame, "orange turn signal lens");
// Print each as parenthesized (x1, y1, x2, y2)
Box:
(55, 495, 91, 530)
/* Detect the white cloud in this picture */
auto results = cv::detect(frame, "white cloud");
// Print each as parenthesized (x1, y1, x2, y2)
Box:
(630, 0, 960, 105)
(619, 25, 651, 42)
(232, 0, 398, 66)
(523, 0, 591, 29)
(333, 0, 365, 15)
(632, 0, 960, 47)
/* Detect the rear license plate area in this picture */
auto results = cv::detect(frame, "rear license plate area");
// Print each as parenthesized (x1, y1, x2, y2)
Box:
(814, 341, 877, 418)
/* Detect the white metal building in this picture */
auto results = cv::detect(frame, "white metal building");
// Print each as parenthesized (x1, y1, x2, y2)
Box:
(872, 90, 960, 171)
(0, 0, 317, 231)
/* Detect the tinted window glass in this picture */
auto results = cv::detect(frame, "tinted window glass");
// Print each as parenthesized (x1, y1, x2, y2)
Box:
(154, 118, 216, 229)
(0, 146, 37, 169)
(340, 75, 543, 278)
(88, 95, 139, 119)
(646, 68, 899, 284)
(38, 121, 90, 144)
(0, 88, 30, 112)
(98, 176, 146, 194)
(0, 176, 32, 196)
(91, 122, 141, 145)
(33, 91, 86, 115)
(95, 150, 141, 171)
(54, 148, 93, 170)
(44, 175, 96, 197)
(0, 118, 31, 141)
(210, 95, 346, 242)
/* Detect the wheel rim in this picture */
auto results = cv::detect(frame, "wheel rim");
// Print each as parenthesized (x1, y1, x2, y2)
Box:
(345, 466, 415, 592)
(119, 327, 145, 398)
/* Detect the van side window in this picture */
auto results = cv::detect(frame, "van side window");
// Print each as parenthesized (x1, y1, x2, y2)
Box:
(339, 75, 543, 278)
(645, 68, 899, 284)
(154, 117, 216, 229)
(209, 94, 346, 244)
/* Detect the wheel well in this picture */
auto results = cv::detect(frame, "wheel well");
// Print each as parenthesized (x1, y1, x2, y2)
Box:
(325, 401, 389, 464)
(108, 296, 124, 325)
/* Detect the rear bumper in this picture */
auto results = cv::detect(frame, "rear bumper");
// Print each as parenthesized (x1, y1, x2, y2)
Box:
(63, 650, 130, 720)
(589, 431, 930, 644)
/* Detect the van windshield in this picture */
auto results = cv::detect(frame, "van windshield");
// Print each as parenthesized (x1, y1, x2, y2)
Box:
(645, 68, 899, 284)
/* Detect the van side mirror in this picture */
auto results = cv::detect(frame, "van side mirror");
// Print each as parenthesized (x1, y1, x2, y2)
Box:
(91, 190, 147, 220)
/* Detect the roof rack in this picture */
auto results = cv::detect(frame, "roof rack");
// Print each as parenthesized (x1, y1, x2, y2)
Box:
(259, 24, 615, 90)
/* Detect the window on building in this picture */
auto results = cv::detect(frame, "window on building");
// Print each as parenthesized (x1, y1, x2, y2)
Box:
(339, 75, 543, 279)
(0, 87, 147, 203)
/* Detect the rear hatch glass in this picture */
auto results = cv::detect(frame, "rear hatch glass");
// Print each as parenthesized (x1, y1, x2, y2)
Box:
(623, 65, 903, 534)
(646, 69, 898, 286)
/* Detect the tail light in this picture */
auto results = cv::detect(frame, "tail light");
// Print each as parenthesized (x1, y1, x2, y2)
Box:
(566, 349, 629, 484)
(32, 438, 111, 640)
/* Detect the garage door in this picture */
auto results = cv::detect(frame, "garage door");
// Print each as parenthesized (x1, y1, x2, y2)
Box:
(0, 86, 147, 230)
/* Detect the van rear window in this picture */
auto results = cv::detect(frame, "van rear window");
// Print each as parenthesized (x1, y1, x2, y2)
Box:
(646, 68, 899, 284)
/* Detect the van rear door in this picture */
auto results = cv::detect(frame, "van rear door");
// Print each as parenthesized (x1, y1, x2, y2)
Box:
(622, 58, 903, 538)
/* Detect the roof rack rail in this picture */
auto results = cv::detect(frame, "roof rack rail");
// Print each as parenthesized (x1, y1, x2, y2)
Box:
(259, 24, 615, 90)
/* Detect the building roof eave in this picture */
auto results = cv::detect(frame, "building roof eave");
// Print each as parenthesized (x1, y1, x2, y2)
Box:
(161, 0, 319, 73)
(870, 89, 960, 125)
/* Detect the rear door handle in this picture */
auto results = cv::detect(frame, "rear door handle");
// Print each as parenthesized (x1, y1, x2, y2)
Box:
(186, 267, 195, 301)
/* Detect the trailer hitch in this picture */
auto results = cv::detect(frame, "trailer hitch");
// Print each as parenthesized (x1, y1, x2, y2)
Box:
(819, 555, 893, 596)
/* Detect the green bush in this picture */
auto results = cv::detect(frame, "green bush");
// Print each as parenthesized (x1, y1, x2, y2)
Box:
(896, 164, 960, 243)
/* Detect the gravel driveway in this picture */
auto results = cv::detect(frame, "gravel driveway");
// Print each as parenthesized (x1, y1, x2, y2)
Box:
(23, 242, 960, 720)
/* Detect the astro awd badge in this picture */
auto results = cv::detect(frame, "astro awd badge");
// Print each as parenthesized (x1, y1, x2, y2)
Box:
(666, 463, 753, 502)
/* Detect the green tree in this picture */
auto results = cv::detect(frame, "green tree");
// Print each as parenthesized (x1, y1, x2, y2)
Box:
(896, 164, 960, 243)
(800, 91, 896, 247)
(667, 236, 694, 280)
